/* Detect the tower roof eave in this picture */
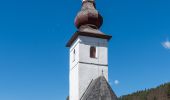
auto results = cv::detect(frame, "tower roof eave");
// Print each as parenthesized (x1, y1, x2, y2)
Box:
(66, 31, 112, 47)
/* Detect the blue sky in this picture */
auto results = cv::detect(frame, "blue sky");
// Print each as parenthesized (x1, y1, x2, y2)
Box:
(0, 0, 170, 99)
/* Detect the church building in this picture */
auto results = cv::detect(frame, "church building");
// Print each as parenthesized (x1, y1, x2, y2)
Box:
(66, 0, 117, 100)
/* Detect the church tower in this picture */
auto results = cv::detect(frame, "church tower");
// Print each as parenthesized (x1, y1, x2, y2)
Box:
(66, 0, 116, 100)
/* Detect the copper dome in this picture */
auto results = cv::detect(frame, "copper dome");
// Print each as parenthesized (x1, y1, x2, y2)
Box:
(74, 1, 103, 29)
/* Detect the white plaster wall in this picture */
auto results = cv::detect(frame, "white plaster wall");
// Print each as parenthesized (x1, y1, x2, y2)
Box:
(79, 63, 108, 98)
(69, 38, 80, 100)
(70, 38, 80, 70)
(69, 36, 109, 100)
(69, 64, 79, 100)
(79, 36, 108, 65)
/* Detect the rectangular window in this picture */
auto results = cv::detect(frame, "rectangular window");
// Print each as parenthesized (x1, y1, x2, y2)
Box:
(90, 46, 96, 58)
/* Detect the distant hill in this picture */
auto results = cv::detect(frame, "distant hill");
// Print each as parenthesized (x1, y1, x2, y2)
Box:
(119, 82, 170, 100)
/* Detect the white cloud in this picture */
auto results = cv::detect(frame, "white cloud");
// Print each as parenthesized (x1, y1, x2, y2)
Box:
(114, 80, 119, 85)
(162, 40, 170, 49)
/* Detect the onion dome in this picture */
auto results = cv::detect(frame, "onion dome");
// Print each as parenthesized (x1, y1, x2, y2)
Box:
(74, 0, 103, 29)
(66, 0, 112, 47)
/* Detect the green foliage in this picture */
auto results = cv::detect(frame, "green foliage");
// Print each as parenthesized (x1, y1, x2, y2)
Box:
(153, 96, 157, 100)
(167, 84, 170, 98)
(119, 82, 170, 100)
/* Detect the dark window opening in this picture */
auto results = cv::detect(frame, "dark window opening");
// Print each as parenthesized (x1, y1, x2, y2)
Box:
(90, 46, 96, 58)
(73, 49, 75, 62)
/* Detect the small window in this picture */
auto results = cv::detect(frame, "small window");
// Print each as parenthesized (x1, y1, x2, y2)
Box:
(90, 46, 96, 58)
(73, 49, 75, 62)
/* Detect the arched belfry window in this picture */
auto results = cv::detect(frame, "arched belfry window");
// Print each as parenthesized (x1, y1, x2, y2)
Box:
(90, 46, 96, 58)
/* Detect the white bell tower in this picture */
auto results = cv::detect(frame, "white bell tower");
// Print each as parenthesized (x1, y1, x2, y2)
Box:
(66, 0, 112, 100)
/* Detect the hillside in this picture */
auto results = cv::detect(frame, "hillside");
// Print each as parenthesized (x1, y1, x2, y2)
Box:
(119, 82, 170, 100)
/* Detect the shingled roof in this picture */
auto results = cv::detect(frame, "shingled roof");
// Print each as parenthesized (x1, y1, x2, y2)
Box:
(80, 76, 118, 100)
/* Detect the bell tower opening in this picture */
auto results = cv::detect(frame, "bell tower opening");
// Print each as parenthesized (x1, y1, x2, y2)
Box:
(90, 46, 96, 58)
